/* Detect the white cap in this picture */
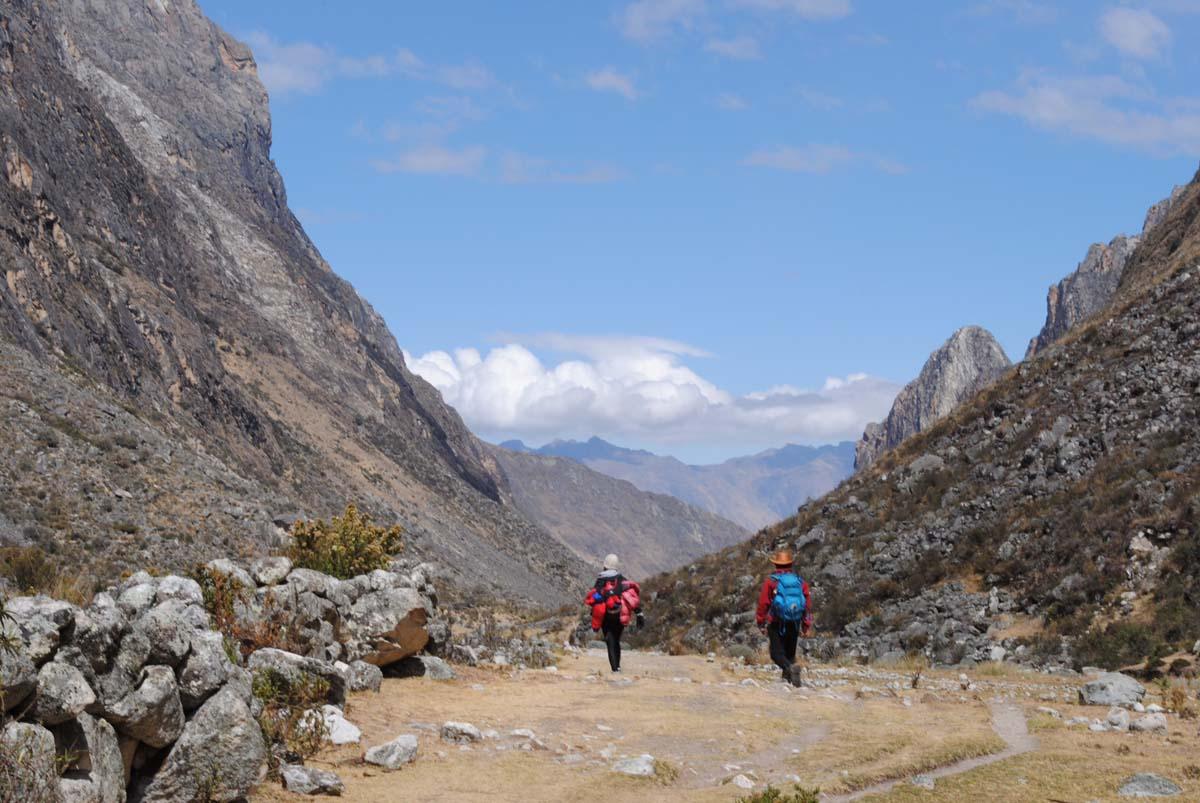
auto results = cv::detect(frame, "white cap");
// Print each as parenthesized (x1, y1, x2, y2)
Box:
(603, 554, 620, 571)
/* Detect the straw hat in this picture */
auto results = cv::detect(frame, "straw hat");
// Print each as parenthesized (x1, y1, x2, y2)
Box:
(770, 549, 794, 567)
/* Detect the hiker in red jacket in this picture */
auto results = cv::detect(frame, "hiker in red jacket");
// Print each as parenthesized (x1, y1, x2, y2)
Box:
(756, 549, 813, 686)
(585, 554, 643, 672)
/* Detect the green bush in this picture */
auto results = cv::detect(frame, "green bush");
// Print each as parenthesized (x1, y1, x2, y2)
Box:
(288, 504, 403, 579)
(252, 668, 331, 775)
(738, 784, 821, 803)
(1073, 622, 1161, 670)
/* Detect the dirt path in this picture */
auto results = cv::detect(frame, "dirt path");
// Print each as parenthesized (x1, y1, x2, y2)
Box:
(825, 701, 1036, 802)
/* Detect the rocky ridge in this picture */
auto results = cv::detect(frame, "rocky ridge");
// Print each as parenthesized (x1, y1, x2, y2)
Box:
(0, 0, 584, 602)
(855, 326, 1011, 471)
(638, 169, 1200, 670)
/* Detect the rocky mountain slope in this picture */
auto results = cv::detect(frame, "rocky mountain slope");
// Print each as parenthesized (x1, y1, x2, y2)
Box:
(488, 445, 748, 579)
(637, 168, 1200, 670)
(1026, 186, 1185, 358)
(0, 0, 584, 603)
(855, 327, 1011, 470)
(504, 437, 855, 530)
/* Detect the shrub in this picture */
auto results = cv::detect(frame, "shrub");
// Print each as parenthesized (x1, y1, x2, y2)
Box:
(288, 504, 403, 579)
(1072, 622, 1160, 670)
(738, 784, 821, 803)
(0, 547, 56, 592)
(252, 668, 330, 775)
(192, 565, 307, 660)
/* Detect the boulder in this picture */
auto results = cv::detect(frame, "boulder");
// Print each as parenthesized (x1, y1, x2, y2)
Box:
(154, 575, 204, 606)
(0, 644, 37, 711)
(286, 569, 338, 598)
(1131, 713, 1168, 733)
(1118, 773, 1182, 797)
(178, 630, 233, 710)
(343, 587, 430, 667)
(613, 754, 657, 777)
(71, 597, 128, 674)
(1106, 707, 1131, 731)
(247, 648, 346, 707)
(132, 601, 197, 667)
(345, 660, 382, 693)
(251, 556, 292, 586)
(280, 763, 345, 796)
(1079, 673, 1145, 707)
(1, 721, 62, 802)
(106, 665, 185, 748)
(204, 559, 255, 590)
(441, 721, 481, 744)
(313, 704, 361, 745)
(390, 655, 454, 681)
(116, 583, 157, 621)
(5, 596, 76, 663)
(140, 684, 267, 802)
(54, 713, 124, 803)
(87, 630, 151, 715)
(364, 734, 419, 769)
(32, 661, 96, 725)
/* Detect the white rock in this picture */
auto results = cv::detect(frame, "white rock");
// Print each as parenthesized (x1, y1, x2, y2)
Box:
(1130, 713, 1168, 733)
(365, 734, 419, 769)
(613, 754, 656, 777)
(155, 575, 204, 606)
(320, 704, 362, 745)
(1107, 707, 1131, 731)
(1145, 703, 1164, 714)
(441, 721, 481, 744)
(731, 774, 755, 790)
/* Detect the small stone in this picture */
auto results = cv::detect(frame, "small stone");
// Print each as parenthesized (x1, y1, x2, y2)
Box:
(318, 704, 362, 745)
(613, 754, 656, 777)
(911, 774, 935, 790)
(1130, 713, 1167, 733)
(346, 660, 383, 693)
(731, 774, 755, 790)
(364, 734, 419, 769)
(441, 721, 481, 744)
(1106, 707, 1131, 731)
(250, 556, 292, 586)
(280, 764, 345, 796)
(1118, 772, 1182, 797)
(1145, 703, 1164, 714)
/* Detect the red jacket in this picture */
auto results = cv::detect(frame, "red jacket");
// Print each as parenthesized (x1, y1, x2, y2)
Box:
(756, 572, 813, 629)
(585, 575, 641, 630)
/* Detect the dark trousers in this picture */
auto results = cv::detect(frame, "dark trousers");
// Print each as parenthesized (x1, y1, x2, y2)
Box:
(602, 617, 624, 671)
(768, 620, 799, 677)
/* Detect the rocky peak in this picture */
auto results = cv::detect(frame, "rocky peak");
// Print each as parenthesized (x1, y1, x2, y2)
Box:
(1026, 186, 1184, 359)
(855, 326, 1010, 470)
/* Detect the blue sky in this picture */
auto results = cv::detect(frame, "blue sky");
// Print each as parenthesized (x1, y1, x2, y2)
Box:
(201, 0, 1199, 462)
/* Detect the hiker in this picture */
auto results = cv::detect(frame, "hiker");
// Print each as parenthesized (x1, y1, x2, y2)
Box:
(585, 554, 643, 673)
(755, 549, 813, 686)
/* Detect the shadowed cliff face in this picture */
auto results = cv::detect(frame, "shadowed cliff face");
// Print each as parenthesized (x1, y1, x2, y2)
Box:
(0, 0, 585, 602)
(855, 326, 1011, 471)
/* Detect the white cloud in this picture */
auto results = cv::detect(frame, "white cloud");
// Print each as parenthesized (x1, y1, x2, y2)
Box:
(437, 62, 497, 90)
(405, 336, 898, 451)
(796, 87, 845, 109)
(586, 67, 641, 100)
(743, 144, 908, 174)
(499, 153, 626, 184)
(715, 92, 751, 110)
(372, 145, 487, 176)
(971, 71, 1200, 155)
(705, 35, 762, 59)
(619, 0, 707, 41)
(734, 0, 853, 20)
(969, 0, 1058, 24)
(1098, 7, 1171, 59)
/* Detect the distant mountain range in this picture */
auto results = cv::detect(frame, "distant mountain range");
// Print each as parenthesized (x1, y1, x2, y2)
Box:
(500, 437, 856, 530)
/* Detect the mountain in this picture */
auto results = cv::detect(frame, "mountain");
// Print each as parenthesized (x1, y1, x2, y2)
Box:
(0, 0, 585, 603)
(854, 326, 1011, 470)
(488, 446, 749, 579)
(511, 437, 856, 530)
(1026, 186, 1186, 358)
(637, 168, 1200, 669)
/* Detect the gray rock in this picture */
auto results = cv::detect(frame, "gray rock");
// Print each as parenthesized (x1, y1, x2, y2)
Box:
(140, 684, 267, 802)
(346, 660, 383, 693)
(1106, 707, 1131, 731)
(364, 734, 419, 769)
(154, 575, 204, 606)
(106, 665, 185, 748)
(32, 661, 96, 725)
(1, 721, 62, 802)
(281, 763, 345, 795)
(343, 587, 430, 667)
(391, 655, 455, 681)
(440, 721, 481, 744)
(856, 326, 1010, 469)
(6, 595, 77, 663)
(1118, 773, 1183, 797)
(178, 630, 233, 709)
(250, 556, 292, 586)
(1130, 713, 1168, 733)
(247, 648, 346, 706)
(205, 558, 255, 590)
(286, 569, 338, 598)
(612, 754, 656, 777)
(116, 584, 157, 621)
(1079, 673, 1146, 707)
(132, 601, 197, 667)
(71, 599, 128, 674)
(0, 644, 37, 711)
(55, 713, 124, 803)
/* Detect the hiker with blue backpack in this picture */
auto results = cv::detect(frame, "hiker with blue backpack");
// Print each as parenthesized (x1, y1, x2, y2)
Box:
(755, 549, 813, 686)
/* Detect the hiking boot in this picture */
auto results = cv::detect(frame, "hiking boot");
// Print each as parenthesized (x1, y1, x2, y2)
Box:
(789, 664, 805, 687)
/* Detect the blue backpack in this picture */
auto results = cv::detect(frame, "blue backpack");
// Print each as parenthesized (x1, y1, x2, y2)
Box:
(770, 572, 807, 623)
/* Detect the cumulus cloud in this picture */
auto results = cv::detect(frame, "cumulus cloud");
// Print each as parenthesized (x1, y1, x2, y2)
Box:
(705, 35, 763, 59)
(586, 67, 641, 100)
(971, 71, 1200, 155)
(743, 144, 909, 174)
(404, 336, 899, 454)
(619, 0, 707, 41)
(1098, 7, 1171, 59)
(734, 0, 853, 19)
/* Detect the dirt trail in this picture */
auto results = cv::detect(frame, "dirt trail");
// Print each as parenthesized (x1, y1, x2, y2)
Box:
(251, 650, 1190, 802)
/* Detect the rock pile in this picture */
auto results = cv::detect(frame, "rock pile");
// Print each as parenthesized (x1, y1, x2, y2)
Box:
(0, 558, 446, 801)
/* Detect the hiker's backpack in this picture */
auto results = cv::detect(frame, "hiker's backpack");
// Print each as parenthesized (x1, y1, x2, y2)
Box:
(770, 572, 807, 623)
